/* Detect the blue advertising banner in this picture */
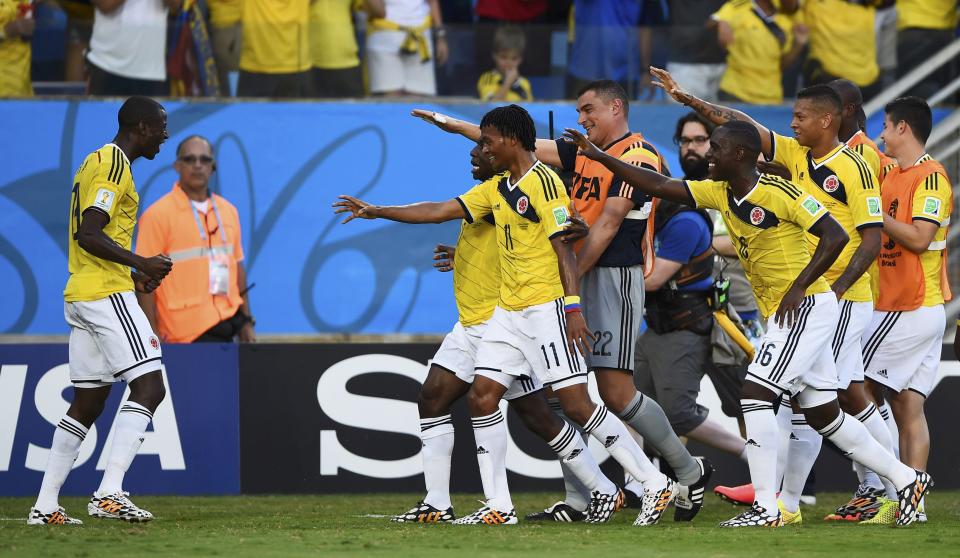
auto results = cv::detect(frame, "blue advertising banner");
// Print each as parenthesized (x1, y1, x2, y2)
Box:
(1, 100, 945, 334)
(0, 343, 240, 496)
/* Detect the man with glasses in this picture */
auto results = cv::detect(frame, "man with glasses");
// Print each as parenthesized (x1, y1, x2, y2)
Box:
(136, 135, 256, 343)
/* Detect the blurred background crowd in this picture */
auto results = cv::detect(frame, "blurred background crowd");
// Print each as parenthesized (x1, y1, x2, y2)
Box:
(2, 0, 957, 103)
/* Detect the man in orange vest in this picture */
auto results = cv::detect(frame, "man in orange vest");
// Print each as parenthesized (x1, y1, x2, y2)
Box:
(135, 135, 256, 343)
(862, 96, 952, 522)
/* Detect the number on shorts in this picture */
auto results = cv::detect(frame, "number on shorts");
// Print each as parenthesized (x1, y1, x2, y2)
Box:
(754, 342, 774, 366)
(541, 342, 560, 369)
(592, 330, 612, 356)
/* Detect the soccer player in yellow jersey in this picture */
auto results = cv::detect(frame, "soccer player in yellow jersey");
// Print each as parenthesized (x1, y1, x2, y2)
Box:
(563, 120, 931, 528)
(28, 97, 173, 526)
(388, 140, 620, 525)
(335, 105, 676, 527)
(652, 67, 910, 522)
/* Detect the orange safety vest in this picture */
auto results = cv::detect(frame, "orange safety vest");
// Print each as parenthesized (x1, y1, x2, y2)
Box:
(135, 183, 245, 343)
(875, 158, 952, 311)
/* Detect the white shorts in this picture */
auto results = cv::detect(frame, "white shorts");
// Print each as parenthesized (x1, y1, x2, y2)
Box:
(746, 292, 840, 397)
(64, 291, 163, 388)
(474, 299, 588, 391)
(833, 300, 873, 390)
(432, 320, 542, 400)
(862, 305, 945, 397)
(366, 29, 436, 95)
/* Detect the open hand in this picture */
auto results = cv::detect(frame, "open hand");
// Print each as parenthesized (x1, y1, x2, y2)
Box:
(333, 195, 378, 224)
(774, 283, 806, 329)
(410, 109, 458, 133)
(562, 128, 604, 161)
(565, 311, 596, 358)
(650, 66, 694, 106)
(433, 244, 456, 272)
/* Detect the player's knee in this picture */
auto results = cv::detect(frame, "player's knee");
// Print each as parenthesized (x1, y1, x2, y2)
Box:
(67, 397, 105, 426)
(129, 371, 166, 411)
(739, 380, 777, 403)
(598, 389, 631, 415)
(560, 401, 594, 427)
(513, 398, 561, 437)
(466, 386, 499, 416)
(417, 386, 448, 417)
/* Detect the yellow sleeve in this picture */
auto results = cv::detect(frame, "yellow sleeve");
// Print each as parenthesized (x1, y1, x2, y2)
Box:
(683, 179, 723, 210)
(911, 172, 953, 226)
(456, 177, 496, 223)
(518, 76, 533, 101)
(0, 1, 17, 26)
(845, 152, 883, 230)
(712, 0, 740, 23)
(854, 143, 881, 179)
(769, 131, 806, 168)
(533, 169, 574, 239)
(477, 71, 498, 101)
(80, 148, 126, 222)
(789, 191, 831, 231)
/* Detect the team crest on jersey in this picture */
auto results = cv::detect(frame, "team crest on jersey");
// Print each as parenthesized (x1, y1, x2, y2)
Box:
(516, 196, 529, 214)
(149, 336, 160, 350)
(823, 175, 840, 192)
(750, 207, 765, 225)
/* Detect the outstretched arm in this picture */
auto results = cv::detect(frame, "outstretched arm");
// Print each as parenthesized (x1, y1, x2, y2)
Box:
(333, 195, 466, 224)
(411, 109, 563, 167)
(650, 67, 773, 158)
(563, 128, 693, 205)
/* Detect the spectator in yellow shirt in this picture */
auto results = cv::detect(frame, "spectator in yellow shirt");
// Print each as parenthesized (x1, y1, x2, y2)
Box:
(896, 0, 958, 99)
(0, 0, 34, 97)
(476, 25, 533, 102)
(238, 0, 311, 98)
(712, 0, 806, 105)
(801, 0, 880, 99)
(208, 0, 241, 96)
(310, 0, 363, 98)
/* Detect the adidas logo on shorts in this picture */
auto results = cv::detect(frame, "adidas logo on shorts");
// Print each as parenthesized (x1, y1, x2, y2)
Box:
(603, 435, 619, 448)
(746, 439, 760, 448)
(877, 369, 889, 378)
(476, 446, 489, 455)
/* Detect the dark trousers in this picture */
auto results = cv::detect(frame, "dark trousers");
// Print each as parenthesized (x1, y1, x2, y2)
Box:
(311, 66, 364, 98)
(237, 70, 311, 98)
(87, 61, 167, 96)
(192, 311, 246, 343)
(897, 28, 955, 100)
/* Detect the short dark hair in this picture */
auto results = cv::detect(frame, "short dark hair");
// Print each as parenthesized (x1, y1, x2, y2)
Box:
(674, 112, 715, 146)
(117, 96, 164, 130)
(176, 134, 214, 158)
(885, 96, 933, 144)
(576, 79, 630, 116)
(796, 84, 843, 116)
(717, 121, 761, 158)
(480, 104, 537, 151)
(492, 25, 525, 54)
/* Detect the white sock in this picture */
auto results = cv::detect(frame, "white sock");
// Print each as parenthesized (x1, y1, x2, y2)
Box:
(775, 397, 793, 489)
(854, 403, 898, 499)
(878, 401, 901, 459)
(471, 410, 512, 511)
(583, 405, 666, 490)
(549, 422, 617, 498)
(420, 415, 455, 510)
(97, 401, 152, 496)
(35, 416, 87, 513)
(780, 414, 822, 513)
(817, 412, 914, 491)
(741, 399, 780, 513)
(623, 474, 644, 498)
(549, 399, 591, 510)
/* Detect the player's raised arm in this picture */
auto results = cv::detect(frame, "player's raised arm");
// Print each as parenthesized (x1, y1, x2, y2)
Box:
(562, 128, 693, 206)
(76, 209, 172, 281)
(650, 67, 774, 158)
(333, 195, 466, 224)
(411, 108, 563, 167)
(775, 214, 849, 327)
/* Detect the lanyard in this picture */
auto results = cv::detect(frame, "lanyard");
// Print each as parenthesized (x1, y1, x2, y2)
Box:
(190, 195, 228, 246)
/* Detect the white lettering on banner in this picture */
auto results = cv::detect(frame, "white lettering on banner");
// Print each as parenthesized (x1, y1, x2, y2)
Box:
(96, 366, 185, 470)
(25, 364, 98, 471)
(0, 365, 28, 471)
(316, 354, 611, 480)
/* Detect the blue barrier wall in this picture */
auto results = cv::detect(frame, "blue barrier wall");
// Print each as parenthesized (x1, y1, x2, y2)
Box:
(1, 100, 931, 334)
(0, 344, 240, 496)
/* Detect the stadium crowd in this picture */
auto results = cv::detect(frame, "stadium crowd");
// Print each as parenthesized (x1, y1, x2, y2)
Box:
(2, 0, 958, 101)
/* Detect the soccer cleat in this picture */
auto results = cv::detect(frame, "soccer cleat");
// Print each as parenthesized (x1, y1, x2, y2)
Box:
(87, 491, 154, 522)
(584, 490, 621, 523)
(674, 457, 714, 521)
(453, 503, 517, 525)
(719, 502, 783, 528)
(621, 487, 643, 509)
(895, 471, 933, 526)
(714, 483, 754, 506)
(525, 501, 585, 522)
(27, 507, 83, 525)
(777, 500, 802, 525)
(824, 482, 885, 521)
(860, 498, 897, 525)
(391, 501, 455, 523)
(633, 479, 677, 526)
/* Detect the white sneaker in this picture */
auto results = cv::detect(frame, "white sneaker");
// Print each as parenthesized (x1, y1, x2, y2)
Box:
(88, 491, 154, 522)
(27, 506, 83, 525)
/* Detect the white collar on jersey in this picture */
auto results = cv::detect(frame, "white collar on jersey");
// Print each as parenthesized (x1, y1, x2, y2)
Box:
(731, 174, 762, 206)
(506, 160, 541, 190)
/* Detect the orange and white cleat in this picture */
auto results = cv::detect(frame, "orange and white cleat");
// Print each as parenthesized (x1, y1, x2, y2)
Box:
(453, 502, 517, 525)
(633, 479, 677, 526)
(715, 483, 754, 506)
(88, 491, 153, 522)
(27, 506, 83, 525)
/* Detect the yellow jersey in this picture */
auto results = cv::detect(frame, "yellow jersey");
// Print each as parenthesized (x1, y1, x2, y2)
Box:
(896, 0, 958, 31)
(911, 161, 952, 307)
(457, 161, 571, 311)
(240, 0, 310, 73)
(769, 133, 882, 302)
(453, 176, 503, 326)
(477, 70, 533, 102)
(64, 144, 137, 302)
(0, 0, 33, 97)
(713, 0, 795, 105)
(802, 0, 878, 87)
(684, 174, 832, 318)
(207, 0, 241, 27)
(310, 0, 361, 70)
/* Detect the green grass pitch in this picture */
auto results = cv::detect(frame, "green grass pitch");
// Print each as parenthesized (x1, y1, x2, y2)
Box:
(2, 492, 959, 557)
